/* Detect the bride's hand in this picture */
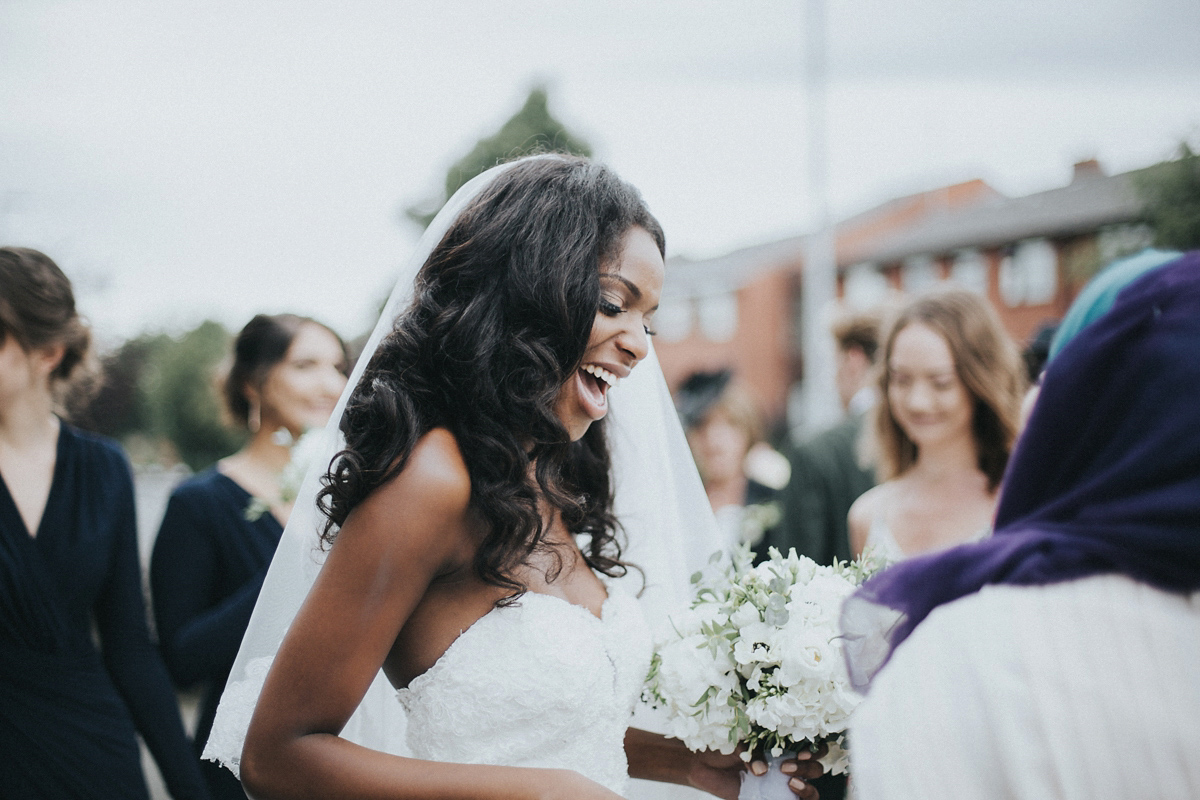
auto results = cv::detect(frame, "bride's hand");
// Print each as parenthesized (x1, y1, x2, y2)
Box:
(764, 743, 829, 800)
(693, 744, 828, 800)
(684, 749, 747, 799)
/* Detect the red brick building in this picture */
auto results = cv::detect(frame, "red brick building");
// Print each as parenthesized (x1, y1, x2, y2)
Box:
(655, 160, 1152, 430)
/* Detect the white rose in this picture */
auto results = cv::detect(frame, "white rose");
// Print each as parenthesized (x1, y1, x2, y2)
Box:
(774, 628, 838, 686)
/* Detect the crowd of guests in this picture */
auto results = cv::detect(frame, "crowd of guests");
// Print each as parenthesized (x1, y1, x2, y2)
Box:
(679, 247, 1199, 799)
(3, 229, 1197, 800)
(681, 285, 1028, 572)
(0, 247, 351, 799)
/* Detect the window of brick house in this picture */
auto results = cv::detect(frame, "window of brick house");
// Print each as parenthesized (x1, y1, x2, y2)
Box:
(950, 248, 988, 295)
(654, 296, 694, 342)
(999, 238, 1058, 307)
(844, 262, 889, 309)
(901, 254, 939, 294)
(698, 292, 738, 342)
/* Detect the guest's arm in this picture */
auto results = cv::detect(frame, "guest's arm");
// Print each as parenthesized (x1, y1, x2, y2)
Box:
(151, 490, 266, 687)
(94, 451, 210, 800)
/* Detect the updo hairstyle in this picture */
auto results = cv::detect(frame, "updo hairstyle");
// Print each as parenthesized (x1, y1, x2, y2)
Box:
(0, 247, 96, 410)
(222, 313, 348, 430)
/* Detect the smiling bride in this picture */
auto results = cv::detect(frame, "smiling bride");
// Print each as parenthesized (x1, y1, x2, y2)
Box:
(202, 155, 827, 800)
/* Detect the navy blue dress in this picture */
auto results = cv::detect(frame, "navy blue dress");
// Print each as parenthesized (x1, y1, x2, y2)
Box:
(151, 469, 284, 800)
(0, 424, 208, 800)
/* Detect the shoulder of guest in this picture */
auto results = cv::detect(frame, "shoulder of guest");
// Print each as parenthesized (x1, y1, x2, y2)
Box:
(849, 481, 887, 523)
(166, 467, 230, 507)
(59, 422, 131, 474)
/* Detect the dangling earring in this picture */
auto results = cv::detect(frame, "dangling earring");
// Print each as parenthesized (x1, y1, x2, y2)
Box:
(271, 427, 295, 447)
(248, 397, 261, 433)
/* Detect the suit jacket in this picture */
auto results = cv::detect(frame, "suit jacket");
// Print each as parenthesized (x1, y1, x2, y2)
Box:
(768, 412, 875, 566)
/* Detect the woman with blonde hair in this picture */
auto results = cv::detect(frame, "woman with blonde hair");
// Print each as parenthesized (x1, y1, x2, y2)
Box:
(848, 288, 1024, 562)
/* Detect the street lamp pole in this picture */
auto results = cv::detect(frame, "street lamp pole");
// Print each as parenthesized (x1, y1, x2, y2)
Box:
(799, 0, 840, 436)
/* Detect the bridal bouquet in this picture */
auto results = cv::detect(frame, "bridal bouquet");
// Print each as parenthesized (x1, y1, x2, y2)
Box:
(643, 546, 881, 787)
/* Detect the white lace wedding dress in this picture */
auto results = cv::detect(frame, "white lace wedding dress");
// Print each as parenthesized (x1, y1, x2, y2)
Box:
(397, 584, 653, 796)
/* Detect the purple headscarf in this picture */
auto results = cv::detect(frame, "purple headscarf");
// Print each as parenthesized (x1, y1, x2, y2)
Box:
(841, 251, 1200, 691)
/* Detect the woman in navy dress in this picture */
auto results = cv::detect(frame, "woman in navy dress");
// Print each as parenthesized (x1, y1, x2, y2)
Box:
(0, 247, 208, 799)
(151, 313, 348, 800)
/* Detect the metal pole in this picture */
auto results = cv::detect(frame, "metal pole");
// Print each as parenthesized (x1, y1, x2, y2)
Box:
(799, 0, 840, 436)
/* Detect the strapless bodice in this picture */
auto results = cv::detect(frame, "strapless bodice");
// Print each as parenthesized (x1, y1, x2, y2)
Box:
(865, 518, 907, 564)
(865, 518, 991, 564)
(396, 586, 652, 796)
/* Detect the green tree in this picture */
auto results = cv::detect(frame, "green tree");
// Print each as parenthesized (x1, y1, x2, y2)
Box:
(75, 332, 173, 440)
(142, 320, 245, 471)
(405, 86, 592, 228)
(81, 320, 244, 470)
(1135, 142, 1200, 250)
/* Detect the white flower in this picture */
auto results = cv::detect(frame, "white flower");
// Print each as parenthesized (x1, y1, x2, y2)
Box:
(775, 628, 838, 686)
(280, 428, 330, 503)
(729, 601, 761, 630)
(820, 738, 851, 776)
(644, 545, 881, 775)
(731, 620, 774, 666)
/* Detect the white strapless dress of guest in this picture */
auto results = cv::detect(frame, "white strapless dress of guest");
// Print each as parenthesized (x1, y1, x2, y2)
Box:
(863, 518, 907, 564)
(850, 574, 1200, 799)
(864, 518, 989, 564)
(397, 584, 653, 797)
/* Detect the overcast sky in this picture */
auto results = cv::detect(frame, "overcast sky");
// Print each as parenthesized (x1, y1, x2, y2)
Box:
(2, 0, 1198, 344)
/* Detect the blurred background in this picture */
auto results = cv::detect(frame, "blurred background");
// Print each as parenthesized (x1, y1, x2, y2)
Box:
(4, 2, 1198, 794)
(5, 0, 1198, 463)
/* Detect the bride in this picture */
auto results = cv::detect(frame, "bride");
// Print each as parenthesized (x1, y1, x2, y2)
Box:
(204, 155, 825, 799)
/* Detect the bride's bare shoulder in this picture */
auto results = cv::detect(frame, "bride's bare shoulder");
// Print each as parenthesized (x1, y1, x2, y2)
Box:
(383, 427, 470, 508)
(343, 427, 473, 553)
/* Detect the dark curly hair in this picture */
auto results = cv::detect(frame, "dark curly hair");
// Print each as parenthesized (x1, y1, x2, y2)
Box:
(317, 155, 665, 601)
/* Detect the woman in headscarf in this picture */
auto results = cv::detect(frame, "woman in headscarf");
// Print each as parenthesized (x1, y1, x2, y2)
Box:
(841, 251, 1200, 800)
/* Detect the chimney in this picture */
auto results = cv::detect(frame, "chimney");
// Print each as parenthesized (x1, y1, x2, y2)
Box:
(1071, 159, 1104, 183)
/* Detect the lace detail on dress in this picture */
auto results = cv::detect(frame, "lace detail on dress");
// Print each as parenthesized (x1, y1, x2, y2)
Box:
(397, 585, 653, 796)
(202, 655, 274, 777)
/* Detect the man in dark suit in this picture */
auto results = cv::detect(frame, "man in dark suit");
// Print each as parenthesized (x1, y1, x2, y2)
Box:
(769, 311, 881, 566)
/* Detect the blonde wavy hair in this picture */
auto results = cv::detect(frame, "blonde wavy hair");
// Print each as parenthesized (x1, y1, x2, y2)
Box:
(871, 287, 1025, 490)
